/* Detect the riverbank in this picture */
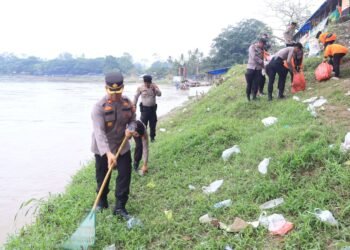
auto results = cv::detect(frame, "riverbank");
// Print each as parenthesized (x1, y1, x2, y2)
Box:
(5, 59, 350, 249)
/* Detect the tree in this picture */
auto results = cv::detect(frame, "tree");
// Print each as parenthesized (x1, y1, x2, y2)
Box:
(208, 19, 273, 68)
(265, 0, 312, 29)
(147, 61, 171, 79)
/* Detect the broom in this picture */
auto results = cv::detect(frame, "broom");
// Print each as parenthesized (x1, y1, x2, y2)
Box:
(62, 137, 128, 249)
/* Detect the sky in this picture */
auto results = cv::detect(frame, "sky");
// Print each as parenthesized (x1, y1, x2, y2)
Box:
(0, 0, 324, 63)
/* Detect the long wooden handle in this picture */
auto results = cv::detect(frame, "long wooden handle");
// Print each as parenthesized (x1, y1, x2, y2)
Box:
(92, 137, 129, 210)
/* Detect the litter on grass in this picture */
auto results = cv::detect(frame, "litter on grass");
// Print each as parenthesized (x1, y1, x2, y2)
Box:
(307, 104, 317, 117)
(226, 217, 249, 233)
(213, 199, 232, 208)
(303, 96, 318, 103)
(199, 214, 214, 224)
(188, 185, 196, 190)
(258, 158, 270, 175)
(146, 180, 156, 189)
(103, 244, 116, 250)
(293, 96, 301, 101)
(247, 221, 259, 228)
(340, 132, 350, 152)
(311, 97, 327, 108)
(259, 198, 284, 210)
(222, 145, 240, 161)
(164, 210, 173, 221)
(262, 117, 278, 127)
(202, 179, 224, 194)
(313, 209, 338, 226)
(346, 91, 350, 96)
(259, 212, 293, 235)
(127, 217, 143, 229)
(159, 128, 166, 132)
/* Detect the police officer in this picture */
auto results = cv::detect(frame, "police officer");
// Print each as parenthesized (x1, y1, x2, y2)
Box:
(134, 75, 161, 142)
(283, 22, 297, 47)
(266, 43, 303, 100)
(91, 71, 136, 219)
(133, 120, 149, 175)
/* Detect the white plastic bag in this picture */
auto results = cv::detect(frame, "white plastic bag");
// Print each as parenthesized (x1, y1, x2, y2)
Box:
(259, 198, 284, 210)
(267, 214, 287, 232)
(202, 179, 224, 194)
(258, 158, 270, 174)
(340, 132, 350, 152)
(213, 199, 232, 208)
(307, 104, 317, 117)
(313, 209, 338, 226)
(303, 96, 318, 103)
(312, 97, 327, 108)
(222, 145, 240, 161)
(262, 117, 278, 127)
(293, 96, 300, 101)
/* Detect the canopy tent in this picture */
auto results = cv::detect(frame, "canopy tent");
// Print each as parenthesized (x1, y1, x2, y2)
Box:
(206, 67, 230, 75)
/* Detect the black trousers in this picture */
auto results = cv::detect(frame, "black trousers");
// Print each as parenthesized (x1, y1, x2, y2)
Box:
(329, 53, 345, 77)
(245, 69, 262, 100)
(267, 57, 289, 97)
(95, 151, 132, 206)
(133, 136, 143, 165)
(140, 105, 157, 140)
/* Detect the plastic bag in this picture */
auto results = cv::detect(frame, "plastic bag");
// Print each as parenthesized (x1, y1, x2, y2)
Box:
(202, 179, 224, 194)
(315, 62, 333, 81)
(313, 209, 338, 226)
(340, 132, 350, 152)
(292, 71, 306, 93)
(312, 96, 327, 108)
(214, 199, 232, 208)
(222, 145, 240, 161)
(258, 158, 270, 175)
(262, 117, 278, 127)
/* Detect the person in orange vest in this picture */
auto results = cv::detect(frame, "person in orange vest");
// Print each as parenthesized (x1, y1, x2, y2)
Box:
(324, 43, 348, 79)
(316, 31, 337, 49)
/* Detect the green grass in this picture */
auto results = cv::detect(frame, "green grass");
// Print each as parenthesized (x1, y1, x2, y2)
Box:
(5, 62, 350, 249)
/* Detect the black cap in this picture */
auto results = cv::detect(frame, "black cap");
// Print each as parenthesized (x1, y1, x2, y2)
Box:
(143, 75, 152, 83)
(105, 71, 124, 94)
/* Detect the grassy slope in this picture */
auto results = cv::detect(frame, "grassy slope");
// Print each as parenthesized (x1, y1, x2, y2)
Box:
(5, 58, 350, 250)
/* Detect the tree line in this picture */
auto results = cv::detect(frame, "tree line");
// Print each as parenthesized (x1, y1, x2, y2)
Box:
(0, 19, 273, 79)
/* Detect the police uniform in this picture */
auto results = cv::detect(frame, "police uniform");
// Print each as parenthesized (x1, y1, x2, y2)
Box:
(91, 72, 136, 217)
(133, 120, 149, 172)
(134, 75, 161, 141)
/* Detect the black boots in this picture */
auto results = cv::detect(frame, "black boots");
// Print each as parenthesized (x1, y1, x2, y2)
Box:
(133, 161, 140, 172)
(113, 200, 131, 220)
(268, 93, 273, 101)
(96, 197, 108, 211)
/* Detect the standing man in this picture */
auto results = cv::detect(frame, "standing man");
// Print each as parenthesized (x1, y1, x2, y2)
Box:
(284, 22, 298, 47)
(134, 75, 161, 142)
(133, 120, 149, 175)
(91, 71, 136, 220)
(266, 43, 303, 100)
(245, 38, 265, 101)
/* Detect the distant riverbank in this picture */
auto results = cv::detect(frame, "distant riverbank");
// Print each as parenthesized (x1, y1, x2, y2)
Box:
(0, 75, 172, 84)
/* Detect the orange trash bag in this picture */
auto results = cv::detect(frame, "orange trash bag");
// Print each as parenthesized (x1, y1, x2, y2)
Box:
(291, 71, 306, 93)
(315, 62, 333, 81)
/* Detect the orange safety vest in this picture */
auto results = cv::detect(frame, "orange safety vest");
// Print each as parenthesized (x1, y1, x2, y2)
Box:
(319, 32, 337, 45)
(324, 44, 349, 58)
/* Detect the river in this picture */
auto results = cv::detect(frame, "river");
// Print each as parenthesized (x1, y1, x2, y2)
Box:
(0, 80, 204, 245)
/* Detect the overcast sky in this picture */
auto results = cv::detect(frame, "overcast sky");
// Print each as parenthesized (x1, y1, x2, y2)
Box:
(0, 0, 324, 62)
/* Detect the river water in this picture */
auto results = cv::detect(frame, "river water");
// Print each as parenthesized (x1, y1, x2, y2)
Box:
(0, 80, 198, 245)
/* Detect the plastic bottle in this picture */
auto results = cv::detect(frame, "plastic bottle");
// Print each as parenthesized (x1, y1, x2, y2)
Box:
(213, 199, 232, 208)
(259, 198, 284, 210)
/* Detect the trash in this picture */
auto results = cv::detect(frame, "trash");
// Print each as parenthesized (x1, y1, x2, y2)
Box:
(262, 117, 278, 127)
(303, 96, 318, 103)
(182, 108, 188, 113)
(329, 144, 335, 149)
(247, 221, 259, 228)
(344, 160, 350, 166)
(226, 217, 249, 233)
(291, 71, 306, 93)
(311, 97, 327, 108)
(213, 199, 232, 208)
(206, 107, 211, 112)
(159, 128, 166, 132)
(347, 108, 350, 112)
(126, 217, 143, 230)
(259, 198, 284, 210)
(320, 106, 326, 111)
(202, 179, 224, 194)
(345, 91, 350, 96)
(224, 246, 234, 250)
(307, 104, 317, 117)
(164, 210, 173, 221)
(103, 244, 116, 250)
(199, 214, 214, 224)
(219, 222, 228, 230)
(259, 212, 293, 235)
(258, 158, 270, 175)
(293, 96, 300, 101)
(340, 132, 350, 152)
(222, 145, 240, 161)
(313, 209, 338, 226)
(315, 62, 333, 81)
(146, 180, 156, 189)
(188, 185, 196, 190)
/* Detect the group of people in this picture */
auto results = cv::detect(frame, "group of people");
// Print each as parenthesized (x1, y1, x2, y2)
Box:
(245, 22, 348, 101)
(91, 72, 161, 219)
